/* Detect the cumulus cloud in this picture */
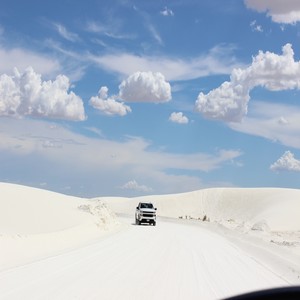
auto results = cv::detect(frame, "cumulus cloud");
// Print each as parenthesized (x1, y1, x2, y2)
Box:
(195, 44, 300, 122)
(195, 81, 250, 122)
(119, 71, 171, 103)
(89, 72, 171, 116)
(120, 179, 152, 192)
(169, 112, 189, 124)
(245, 0, 300, 24)
(89, 86, 131, 116)
(270, 151, 300, 172)
(0, 67, 85, 121)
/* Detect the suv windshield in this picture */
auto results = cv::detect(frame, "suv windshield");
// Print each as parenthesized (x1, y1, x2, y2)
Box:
(140, 203, 153, 209)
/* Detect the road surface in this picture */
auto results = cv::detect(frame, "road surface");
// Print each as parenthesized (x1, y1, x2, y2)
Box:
(0, 217, 289, 300)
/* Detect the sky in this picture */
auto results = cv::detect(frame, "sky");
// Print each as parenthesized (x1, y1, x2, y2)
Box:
(1, 0, 300, 197)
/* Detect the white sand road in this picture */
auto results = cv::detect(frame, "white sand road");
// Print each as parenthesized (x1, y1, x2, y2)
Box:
(0, 216, 291, 300)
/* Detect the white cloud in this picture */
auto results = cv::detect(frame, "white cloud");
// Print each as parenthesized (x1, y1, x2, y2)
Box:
(119, 71, 171, 103)
(160, 7, 174, 17)
(245, 0, 300, 24)
(147, 23, 163, 45)
(132, 5, 164, 45)
(250, 20, 263, 32)
(229, 101, 300, 149)
(89, 72, 171, 115)
(270, 151, 300, 172)
(195, 44, 300, 122)
(0, 118, 242, 196)
(89, 86, 132, 116)
(89, 45, 241, 81)
(0, 46, 60, 77)
(42, 140, 62, 149)
(120, 179, 152, 192)
(195, 81, 250, 122)
(43, 39, 86, 81)
(0, 67, 85, 121)
(169, 112, 189, 124)
(278, 117, 289, 125)
(86, 21, 135, 40)
(86, 21, 109, 34)
(84, 127, 103, 137)
(53, 23, 80, 42)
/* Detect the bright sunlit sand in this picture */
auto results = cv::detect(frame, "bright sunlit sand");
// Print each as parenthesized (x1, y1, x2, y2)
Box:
(1, 183, 300, 300)
(1, 183, 300, 267)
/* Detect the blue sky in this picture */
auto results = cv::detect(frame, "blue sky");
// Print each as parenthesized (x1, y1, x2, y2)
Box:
(1, 0, 300, 197)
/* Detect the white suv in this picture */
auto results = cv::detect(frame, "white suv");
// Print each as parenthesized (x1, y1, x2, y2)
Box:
(135, 202, 157, 226)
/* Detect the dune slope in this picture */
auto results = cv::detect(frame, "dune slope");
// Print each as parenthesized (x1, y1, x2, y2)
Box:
(101, 187, 300, 231)
(0, 183, 119, 270)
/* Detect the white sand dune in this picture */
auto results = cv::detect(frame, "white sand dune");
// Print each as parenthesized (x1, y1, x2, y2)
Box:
(100, 187, 300, 232)
(1, 183, 300, 299)
(0, 183, 119, 270)
(100, 187, 300, 259)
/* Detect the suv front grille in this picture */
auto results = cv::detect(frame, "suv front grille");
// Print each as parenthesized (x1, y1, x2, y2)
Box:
(143, 213, 154, 217)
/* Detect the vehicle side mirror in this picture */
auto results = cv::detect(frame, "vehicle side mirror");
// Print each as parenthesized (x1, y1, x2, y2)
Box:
(155, 208, 157, 210)
(136, 207, 139, 210)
